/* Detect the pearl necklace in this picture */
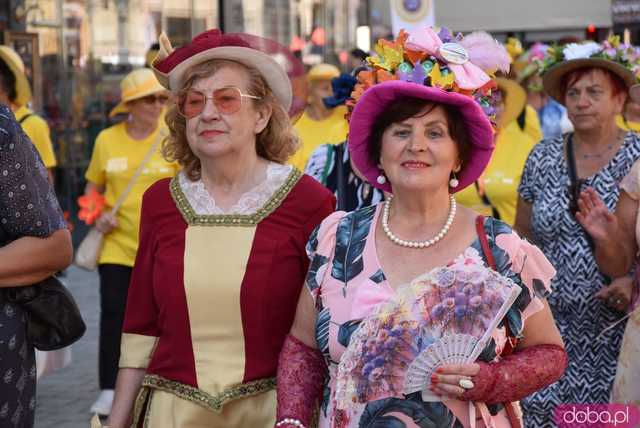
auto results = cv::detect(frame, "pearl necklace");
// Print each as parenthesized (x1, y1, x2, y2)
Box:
(382, 195, 457, 248)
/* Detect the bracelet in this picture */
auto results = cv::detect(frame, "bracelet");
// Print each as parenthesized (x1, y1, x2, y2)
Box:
(275, 418, 306, 428)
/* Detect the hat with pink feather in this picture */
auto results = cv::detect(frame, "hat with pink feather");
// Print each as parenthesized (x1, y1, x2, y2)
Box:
(347, 27, 510, 193)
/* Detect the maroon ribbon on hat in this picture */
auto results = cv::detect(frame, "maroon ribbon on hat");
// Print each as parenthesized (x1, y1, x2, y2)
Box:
(155, 29, 254, 73)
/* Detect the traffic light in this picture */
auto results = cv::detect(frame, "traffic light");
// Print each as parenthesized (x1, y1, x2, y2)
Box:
(586, 24, 597, 40)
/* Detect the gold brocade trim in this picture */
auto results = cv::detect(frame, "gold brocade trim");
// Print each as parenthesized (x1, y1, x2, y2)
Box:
(170, 168, 302, 226)
(140, 374, 276, 414)
(131, 386, 151, 428)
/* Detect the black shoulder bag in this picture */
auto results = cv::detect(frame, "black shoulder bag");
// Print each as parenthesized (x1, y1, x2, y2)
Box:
(0, 227, 86, 351)
(2, 276, 86, 350)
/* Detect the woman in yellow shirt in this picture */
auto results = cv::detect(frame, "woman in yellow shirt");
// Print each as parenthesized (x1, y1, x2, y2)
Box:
(290, 63, 348, 170)
(0, 46, 57, 180)
(616, 98, 640, 132)
(83, 68, 178, 417)
(456, 78, 541, 225)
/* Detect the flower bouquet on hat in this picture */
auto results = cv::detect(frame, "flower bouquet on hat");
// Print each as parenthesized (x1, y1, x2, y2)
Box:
(535, 35, 640, 102)
(334, 248, 521, 410)
(346, 26, 510, 124)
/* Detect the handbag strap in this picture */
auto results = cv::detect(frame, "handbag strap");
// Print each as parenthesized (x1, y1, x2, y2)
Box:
(109, 130, 166, 216)
(476, 215, 496, 270)
(566, 133, 597, 252)
(475, 215, 523, 428)
(335, 143, 346, 211)
(566, 133, 579, 189)
(475, 215, 517, 356)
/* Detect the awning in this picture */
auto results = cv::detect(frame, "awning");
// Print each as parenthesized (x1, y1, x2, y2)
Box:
(435, 0, 612, 32)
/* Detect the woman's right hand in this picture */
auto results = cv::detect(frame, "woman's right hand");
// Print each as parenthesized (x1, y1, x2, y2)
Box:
(575, 187, 618, 243)
(95, 213, 118, 234)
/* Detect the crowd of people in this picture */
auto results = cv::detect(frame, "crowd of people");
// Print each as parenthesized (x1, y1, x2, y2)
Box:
(0, 21, 639, 428)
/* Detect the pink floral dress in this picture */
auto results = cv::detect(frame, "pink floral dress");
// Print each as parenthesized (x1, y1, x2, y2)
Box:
(305, 204, 556, 428)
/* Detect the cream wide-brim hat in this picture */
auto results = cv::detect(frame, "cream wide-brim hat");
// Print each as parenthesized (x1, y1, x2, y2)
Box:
(0, 46, 32, 107)
(151, 31, 294, 112)
(543, 58, 635, 104)
(109, 68, 166, 117)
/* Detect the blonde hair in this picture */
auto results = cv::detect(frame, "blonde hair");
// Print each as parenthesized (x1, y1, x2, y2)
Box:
(162, 59, 299, 180)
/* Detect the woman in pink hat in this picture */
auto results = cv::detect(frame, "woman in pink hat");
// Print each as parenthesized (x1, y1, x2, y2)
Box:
(102, 30, 334, 427)
(275, 29, 566, 428)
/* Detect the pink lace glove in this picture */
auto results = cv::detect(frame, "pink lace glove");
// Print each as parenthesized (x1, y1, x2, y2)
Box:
(461, 344, 568, 404)
(276, 335, 327, 428)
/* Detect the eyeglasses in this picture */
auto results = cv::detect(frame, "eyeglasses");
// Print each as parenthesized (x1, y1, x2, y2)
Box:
(177, 86, 261, 118)
(140, 94, 170, 105)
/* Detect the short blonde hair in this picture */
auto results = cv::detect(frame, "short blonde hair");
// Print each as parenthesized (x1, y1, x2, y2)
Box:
(162, 59, 299, 180)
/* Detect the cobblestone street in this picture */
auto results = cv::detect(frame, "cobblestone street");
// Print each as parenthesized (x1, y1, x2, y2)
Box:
(35, 266, 100, 428)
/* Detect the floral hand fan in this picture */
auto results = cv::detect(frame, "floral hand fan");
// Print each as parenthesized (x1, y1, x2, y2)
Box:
(335, 249, 521, 410)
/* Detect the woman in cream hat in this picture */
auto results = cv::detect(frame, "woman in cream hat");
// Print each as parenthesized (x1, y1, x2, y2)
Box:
(82, 67, 179, 417)
(103, 29, 332, 428)
(515, 39, 640, 426)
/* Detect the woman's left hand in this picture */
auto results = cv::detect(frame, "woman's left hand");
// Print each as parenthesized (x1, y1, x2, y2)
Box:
(595, 275, 634, 312)
(429, 363, 480, 399)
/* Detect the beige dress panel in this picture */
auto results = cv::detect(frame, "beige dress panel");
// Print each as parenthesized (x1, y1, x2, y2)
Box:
(143, 389, 276, 427)
(612, 160, 640, 404)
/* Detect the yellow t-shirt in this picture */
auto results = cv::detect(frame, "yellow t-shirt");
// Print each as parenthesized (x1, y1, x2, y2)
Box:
(290, 105, 349, 170)
(456, 120, 538, 225)
(14, 106, 57, 168)
(522, 105, 543, 144)
(85, 122, 179, 267)
(616, 115, 640, 132)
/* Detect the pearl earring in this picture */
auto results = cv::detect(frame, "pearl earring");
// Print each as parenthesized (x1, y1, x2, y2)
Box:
(376, 174, 387, 185)
(449, 172, 459, 188)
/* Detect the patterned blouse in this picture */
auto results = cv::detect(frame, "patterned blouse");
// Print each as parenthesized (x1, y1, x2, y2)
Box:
(305, 142, 385, 212)
(306, 204, 555, 427)
(518, 132, 640, 426)
(0, 104, 66, 428)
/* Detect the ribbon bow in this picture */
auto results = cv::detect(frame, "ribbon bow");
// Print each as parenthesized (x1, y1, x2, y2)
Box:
(406, 27, 491, 90)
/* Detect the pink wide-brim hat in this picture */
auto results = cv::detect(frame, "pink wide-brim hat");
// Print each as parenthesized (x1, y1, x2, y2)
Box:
(348, 80, 495, 193)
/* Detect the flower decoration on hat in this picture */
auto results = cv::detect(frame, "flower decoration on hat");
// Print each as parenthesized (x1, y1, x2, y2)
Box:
(514, 42, 550, 84)
(505, 37, 524, 63)
(347, 26, 510, 124)
(537, 36, 640, 79)
(77, 188, 106, 225)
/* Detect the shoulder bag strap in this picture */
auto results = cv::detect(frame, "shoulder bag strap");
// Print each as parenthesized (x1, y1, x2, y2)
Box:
(476, 215, 517, 354)
(566, 134, 597, 251)
(335, 143, 346, 211)
(475, 215, 523, 428)
(566, 133, 579, 187)
(109, 130, 166, 216)
(476, 215, 496, 270)
(18, 113, 34, 125)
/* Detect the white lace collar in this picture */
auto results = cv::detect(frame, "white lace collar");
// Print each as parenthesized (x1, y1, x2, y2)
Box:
(177, 162, 294, 215)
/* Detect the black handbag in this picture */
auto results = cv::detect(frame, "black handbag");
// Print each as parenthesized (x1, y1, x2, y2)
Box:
(2, 276, 86, 351)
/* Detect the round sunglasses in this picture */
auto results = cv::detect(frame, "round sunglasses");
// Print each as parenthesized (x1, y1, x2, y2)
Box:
(139, 94, 170, 105)
(177, 86, 261, 118)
